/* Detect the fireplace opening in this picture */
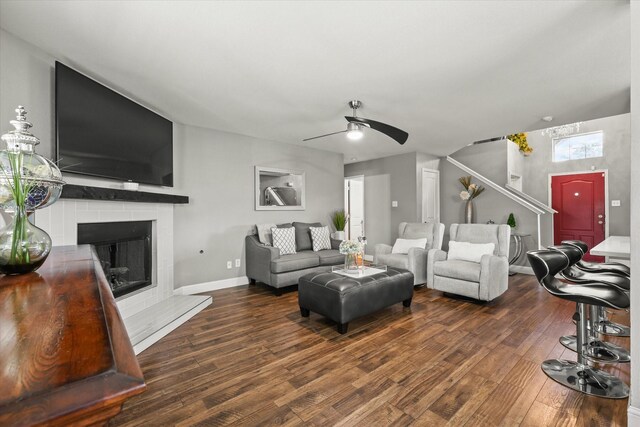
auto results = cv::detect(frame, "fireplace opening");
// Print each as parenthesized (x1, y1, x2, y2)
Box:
(78, 221, 153, 298)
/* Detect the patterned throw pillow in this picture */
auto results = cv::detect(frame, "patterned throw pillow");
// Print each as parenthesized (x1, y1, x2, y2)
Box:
(271, 227, 297, 255)
(309, 226, 331, 251)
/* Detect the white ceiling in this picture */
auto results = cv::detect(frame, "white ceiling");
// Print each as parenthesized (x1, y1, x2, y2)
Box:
(0, 1, 630, 162)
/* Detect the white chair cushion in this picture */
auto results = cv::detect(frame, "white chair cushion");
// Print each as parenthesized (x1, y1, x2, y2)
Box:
(309, 226, 331, 251)
(391, 238, 428, 254)
(447, 241, 495, 263)
(434, 259, 481, 282)
(271, 227, 297, 255)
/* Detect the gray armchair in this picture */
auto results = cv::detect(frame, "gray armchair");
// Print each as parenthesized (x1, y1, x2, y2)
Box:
(427, 224, 511, 301)
(374, 222, 445, 286)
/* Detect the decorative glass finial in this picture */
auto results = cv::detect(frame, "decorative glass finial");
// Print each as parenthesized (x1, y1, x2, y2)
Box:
(1, 105, 40, 152)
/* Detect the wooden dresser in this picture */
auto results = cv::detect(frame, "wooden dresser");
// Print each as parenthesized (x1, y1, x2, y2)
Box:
(0, 245, 145, 426)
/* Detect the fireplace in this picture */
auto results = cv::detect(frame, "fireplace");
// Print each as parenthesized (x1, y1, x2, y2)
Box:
(78, 221, 153, 298)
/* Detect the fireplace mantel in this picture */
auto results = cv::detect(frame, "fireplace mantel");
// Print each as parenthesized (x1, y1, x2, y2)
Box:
(61, 184, 189, 204)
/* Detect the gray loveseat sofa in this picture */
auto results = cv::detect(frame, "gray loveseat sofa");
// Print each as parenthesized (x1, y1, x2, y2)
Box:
(245, 222, 344, 295)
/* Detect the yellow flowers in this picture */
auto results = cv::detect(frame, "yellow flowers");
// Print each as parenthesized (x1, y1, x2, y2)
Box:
(507, 133, 533, 155)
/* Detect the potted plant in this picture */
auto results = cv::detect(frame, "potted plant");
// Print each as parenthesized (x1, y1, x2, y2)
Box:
(331, 209, 348, 240)
(459, 176, 485, 224)
(507, 213, 517, 229)
(507, 133, 533, 156)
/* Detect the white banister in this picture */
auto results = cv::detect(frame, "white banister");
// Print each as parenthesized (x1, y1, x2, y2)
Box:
(446, 156, 545, 215)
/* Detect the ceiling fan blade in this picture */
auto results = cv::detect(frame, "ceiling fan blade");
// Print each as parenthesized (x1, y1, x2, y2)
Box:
(303, 130, 346, 141)
(345, 116, 408, 145)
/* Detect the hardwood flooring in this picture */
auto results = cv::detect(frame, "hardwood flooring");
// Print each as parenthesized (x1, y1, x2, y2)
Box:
(110, 274, 630, 426)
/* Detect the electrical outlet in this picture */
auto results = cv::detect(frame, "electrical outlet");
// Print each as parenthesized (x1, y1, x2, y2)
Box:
(612, 200, 621, 207)
(226, 261, 232, 269)
(235, 259, 241, 267)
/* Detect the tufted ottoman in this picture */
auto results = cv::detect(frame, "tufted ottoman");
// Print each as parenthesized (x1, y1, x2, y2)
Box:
(298, 268, 414, 334)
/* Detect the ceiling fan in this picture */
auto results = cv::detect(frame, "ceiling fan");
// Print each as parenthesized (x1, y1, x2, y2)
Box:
(303, 100, 409, 145)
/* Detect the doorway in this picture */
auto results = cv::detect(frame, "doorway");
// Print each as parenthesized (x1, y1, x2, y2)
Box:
(421, 168, 440, 223)
(344, 176, 364, 240)
(550, 171, 607, 262)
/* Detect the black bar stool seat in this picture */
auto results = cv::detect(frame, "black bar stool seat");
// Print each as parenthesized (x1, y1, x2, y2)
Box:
(561, 240, 630, 278)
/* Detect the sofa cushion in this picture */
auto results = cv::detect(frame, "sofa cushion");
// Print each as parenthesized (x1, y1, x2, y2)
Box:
(317, 249, 345, 266)
(271, 251, 319, 273)
(292, 222, 322, 251)
(376, 253, 410, 269)
(434, 259, 481, 282)
(271, 226, 297, 255)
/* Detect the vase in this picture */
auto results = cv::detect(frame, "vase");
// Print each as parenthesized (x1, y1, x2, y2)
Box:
(0, 205, 52, 275)
(465, 199, 475, 224)
(332, 230, 345, 241)
(344, 252, 359, 272)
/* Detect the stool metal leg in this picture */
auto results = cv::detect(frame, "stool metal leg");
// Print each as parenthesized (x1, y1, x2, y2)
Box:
(559, 305, 630, 363)
(542, 303, 629, 399)
(595, 306, 630, 337)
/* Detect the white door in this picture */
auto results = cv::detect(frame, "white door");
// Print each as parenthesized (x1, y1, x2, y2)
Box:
(421, 168, 440, 223)
(345, 176, 364, 239)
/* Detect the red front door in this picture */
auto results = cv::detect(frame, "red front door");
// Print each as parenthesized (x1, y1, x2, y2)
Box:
(551, 172, 605, 262)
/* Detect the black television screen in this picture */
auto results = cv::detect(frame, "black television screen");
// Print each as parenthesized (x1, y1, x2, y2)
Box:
(56, 62, 173, 186)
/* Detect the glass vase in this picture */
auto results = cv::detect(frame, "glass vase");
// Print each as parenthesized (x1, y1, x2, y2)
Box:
(0, 205, 52, 275)
(344, 253, 359, 272)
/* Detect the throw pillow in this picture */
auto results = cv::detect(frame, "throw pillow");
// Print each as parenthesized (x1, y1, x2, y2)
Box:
(447, 241, 495, 263)
(391, 238, 428, 254)
(256, 223, 277, 245)
(271, 227, 297, 255)
(292, 222, 322, 251)
(309, 226, 331, 251)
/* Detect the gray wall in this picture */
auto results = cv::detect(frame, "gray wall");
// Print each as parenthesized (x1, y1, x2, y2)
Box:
(523, 113, 631, 245)
(344, 152, 418, 255)
(172, 124, 343, 286)
(1, 29, 56, 159)
(450, 140, 508, 185)
(0, 28, 345, 288)
(629, 0, 639, 412)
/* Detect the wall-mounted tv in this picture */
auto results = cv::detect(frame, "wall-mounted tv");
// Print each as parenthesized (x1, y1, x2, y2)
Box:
(56, 61, 173, 187)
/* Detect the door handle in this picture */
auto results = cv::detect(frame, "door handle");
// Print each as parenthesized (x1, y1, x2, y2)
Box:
(598, 221, 603, 225)
(598, 214, 603, 219)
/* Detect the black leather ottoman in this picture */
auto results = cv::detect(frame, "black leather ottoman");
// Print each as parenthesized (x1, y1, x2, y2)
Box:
(298, 268, 414, 334)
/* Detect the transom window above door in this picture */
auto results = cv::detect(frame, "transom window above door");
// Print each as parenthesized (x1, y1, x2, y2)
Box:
(552, 131, 604, 162)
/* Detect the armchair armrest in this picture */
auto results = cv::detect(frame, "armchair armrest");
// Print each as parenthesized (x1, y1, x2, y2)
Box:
(374, 243, 392, 263)
(407, 247, 428, 285)
(426, 249, 447, 288)
(245, 235, 280, 285)
(479, 254, 509, 301)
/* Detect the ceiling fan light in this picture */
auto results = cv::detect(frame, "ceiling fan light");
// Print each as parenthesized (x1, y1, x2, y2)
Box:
(346, 123, 363, 140)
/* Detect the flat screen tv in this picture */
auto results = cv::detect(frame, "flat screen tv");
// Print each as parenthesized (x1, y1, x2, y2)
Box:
(56, 61, 173, 186)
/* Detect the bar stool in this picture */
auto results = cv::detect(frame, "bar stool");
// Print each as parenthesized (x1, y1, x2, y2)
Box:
(527, 249, 629, 399)
(551, 244, 630, 337)
(547, 245, 630, 363)
(561, 240, 630, 278)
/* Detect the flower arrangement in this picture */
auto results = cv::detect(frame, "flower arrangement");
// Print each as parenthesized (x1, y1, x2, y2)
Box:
(339, 239, 363, 255)
(458, 176, 485, 201)
(508, 132, 533, 156)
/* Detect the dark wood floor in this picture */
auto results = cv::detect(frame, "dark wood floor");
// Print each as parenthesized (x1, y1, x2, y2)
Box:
(110, 274, 629, 426)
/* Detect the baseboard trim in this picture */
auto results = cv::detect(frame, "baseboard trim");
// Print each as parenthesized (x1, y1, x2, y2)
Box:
(174, 276, 249, 295)
(509, 265, 533, 275)
(629, 406, 640, 426)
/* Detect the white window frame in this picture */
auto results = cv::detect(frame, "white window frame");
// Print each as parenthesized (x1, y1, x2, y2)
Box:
(552, 130, 604, 163)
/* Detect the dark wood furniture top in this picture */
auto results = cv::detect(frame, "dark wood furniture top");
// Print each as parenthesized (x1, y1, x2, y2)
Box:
(61, 184, 189, 204)
(0, 245, 145, 426)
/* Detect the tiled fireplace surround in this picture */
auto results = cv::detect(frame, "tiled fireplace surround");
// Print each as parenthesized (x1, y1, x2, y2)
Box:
(35, 199, 175, 320)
